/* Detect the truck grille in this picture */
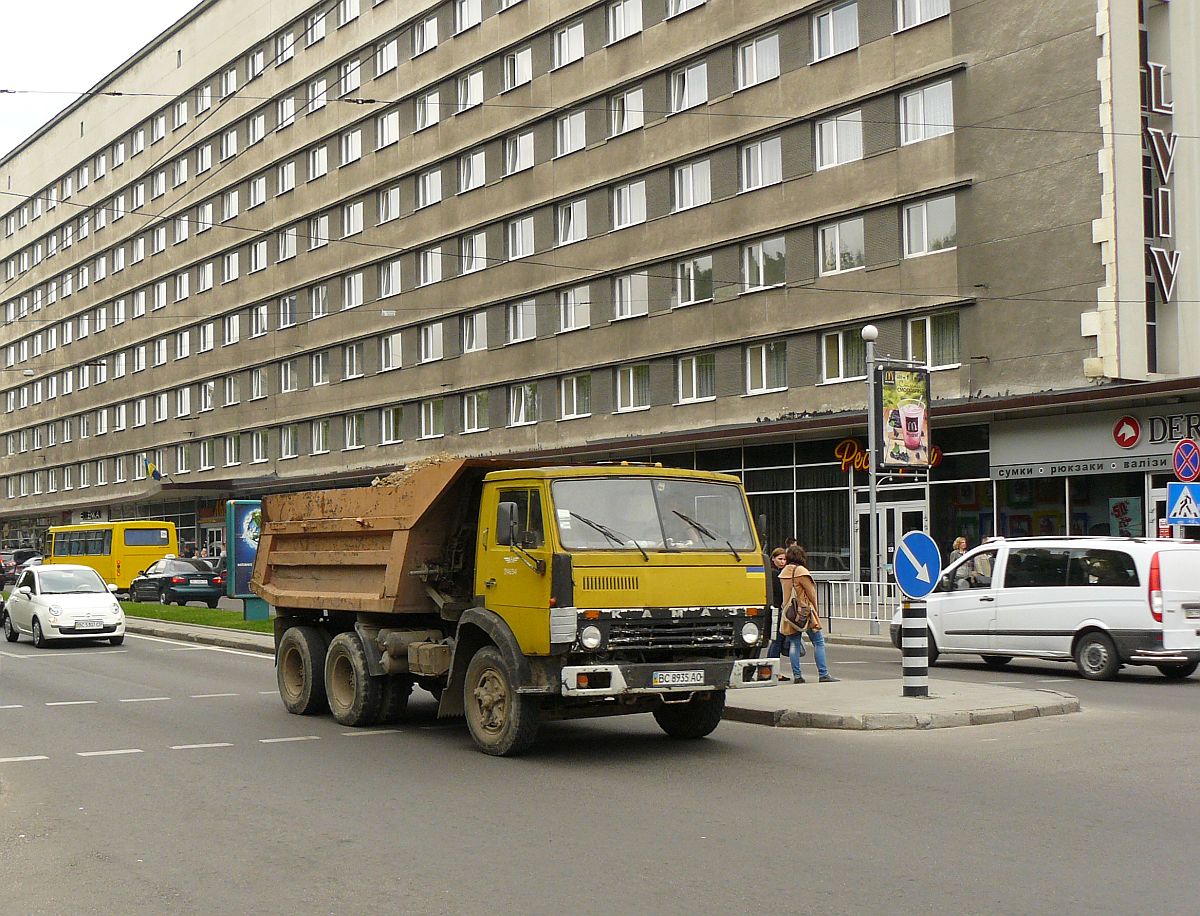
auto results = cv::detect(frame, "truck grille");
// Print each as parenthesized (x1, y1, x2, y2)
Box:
(607, 617, 735, 650)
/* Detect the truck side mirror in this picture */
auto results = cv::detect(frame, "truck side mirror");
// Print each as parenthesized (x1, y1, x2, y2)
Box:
(496, 501, 518, 547)
(757, 513, 768, 542)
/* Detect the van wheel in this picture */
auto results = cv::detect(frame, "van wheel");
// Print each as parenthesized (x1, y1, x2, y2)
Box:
(1075, 632, 1119, 680)
(277, 625, 329, 715)
(464, 646, 540, 756)
(1157, 660, 1199, 680)
(324, 632, 383, 727)
(982, 655, 1013, 669)
(927, 633, 939, 667)
(653, 691, 726, 739)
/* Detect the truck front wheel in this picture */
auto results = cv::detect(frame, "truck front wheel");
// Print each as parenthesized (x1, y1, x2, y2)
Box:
(653, 691, 726, 739)
(277, 626, 329, 716)
(325, 632, 383, 727)
(464, 646, 539, 757)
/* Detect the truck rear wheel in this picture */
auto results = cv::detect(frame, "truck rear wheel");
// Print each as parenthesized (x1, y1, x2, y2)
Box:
(464, 646, 539, 756)
(325, 632, 383, 727)
(277, 626, 329, 716)
(378, 675, 413, 724)
(653, 691, 726, 739)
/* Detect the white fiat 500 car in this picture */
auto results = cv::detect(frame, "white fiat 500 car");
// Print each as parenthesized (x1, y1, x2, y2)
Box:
(2, 564, 126, 647)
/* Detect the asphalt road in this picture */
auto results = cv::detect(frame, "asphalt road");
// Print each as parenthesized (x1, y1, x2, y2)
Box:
(2, 635, 1198, 915)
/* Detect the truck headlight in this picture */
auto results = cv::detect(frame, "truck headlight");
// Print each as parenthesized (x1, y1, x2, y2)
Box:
(741, 622, 760, 645)
(580, 625, 602, 650)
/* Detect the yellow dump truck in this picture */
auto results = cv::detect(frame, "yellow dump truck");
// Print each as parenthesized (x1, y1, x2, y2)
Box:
(252, 459, 777, 755)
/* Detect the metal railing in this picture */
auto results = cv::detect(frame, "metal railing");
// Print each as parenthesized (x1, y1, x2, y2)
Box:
(815, 580, 902, 634)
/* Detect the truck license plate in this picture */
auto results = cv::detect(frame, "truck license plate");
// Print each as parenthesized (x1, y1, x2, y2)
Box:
(74, 619, 102, 630)
(652, 670, 704, 687)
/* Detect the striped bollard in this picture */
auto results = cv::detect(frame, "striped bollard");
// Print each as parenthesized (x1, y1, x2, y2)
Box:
(901, 598, 929, 698)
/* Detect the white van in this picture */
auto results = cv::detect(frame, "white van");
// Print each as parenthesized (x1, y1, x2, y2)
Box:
(890, 537, 1200, 680)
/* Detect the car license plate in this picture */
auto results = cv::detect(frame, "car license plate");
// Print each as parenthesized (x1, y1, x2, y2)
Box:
(652, 670, 705, 687)
(190, 579, 208, 586)
(74, 619, 102, 630)
(1185, 605, 1200, 619)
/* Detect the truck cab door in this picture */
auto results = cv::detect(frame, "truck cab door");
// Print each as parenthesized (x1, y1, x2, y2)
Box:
(477, 485, 552, 655)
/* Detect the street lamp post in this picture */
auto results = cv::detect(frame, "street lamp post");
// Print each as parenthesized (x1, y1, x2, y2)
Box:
(862, 325, 880, 635)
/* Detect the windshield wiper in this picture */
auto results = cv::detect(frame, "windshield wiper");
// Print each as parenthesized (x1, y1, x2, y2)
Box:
(568, 512, 648, 562)
(672, 510, 742, 561)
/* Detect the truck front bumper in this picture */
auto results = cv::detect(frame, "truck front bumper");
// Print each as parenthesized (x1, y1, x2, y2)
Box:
(560, 658, 778, 697)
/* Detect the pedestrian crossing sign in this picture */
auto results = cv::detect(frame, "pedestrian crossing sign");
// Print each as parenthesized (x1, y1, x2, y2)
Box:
(1166, 482, 1200, 525)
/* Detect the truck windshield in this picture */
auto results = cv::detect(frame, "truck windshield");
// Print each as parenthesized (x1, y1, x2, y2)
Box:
(551, 478, 756, 553)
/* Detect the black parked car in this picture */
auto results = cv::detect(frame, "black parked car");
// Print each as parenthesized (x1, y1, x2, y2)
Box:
(130, 558, 225, 608)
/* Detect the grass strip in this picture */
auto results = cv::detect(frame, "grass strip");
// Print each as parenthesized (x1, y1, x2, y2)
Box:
(121, 602, 274, 634)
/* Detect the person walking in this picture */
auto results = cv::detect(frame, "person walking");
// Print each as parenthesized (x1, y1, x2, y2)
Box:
(779, 544, 839, 684)
(763, 547, 790, 669)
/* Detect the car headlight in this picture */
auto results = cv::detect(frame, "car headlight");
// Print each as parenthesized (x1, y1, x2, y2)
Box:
(741, 621, 760, 645)
(580, 625, 602, 650)
(48, 604, 64, 617)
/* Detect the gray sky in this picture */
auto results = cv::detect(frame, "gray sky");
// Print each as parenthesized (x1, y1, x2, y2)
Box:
(0, 0, 204, 157)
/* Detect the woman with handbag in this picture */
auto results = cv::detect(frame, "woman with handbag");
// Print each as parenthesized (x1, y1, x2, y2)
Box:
(778, 544, 839, 684)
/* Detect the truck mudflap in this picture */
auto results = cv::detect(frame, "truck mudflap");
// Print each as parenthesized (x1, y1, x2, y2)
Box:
(561, 658, 778, 696)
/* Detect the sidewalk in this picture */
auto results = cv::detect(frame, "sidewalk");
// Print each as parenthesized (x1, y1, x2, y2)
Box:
(124, 617, 1080, 731)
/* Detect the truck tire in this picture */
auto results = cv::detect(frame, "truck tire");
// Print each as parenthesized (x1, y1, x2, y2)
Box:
(277, 625, 329, 716)
(325, 631, 383, 727)
(378, 675, 413, 724)
(653, 691, 726, 740)
(464, 646, 540, 756)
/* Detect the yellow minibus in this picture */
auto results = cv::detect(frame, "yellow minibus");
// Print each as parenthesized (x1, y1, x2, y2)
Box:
(45, 521, 179, 590)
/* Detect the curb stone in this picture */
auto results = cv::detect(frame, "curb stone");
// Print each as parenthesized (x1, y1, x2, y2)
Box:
(124, 620, 275, 655)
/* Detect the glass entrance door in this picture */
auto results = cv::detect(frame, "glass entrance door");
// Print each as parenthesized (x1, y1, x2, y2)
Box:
(857, 501, 928, 583)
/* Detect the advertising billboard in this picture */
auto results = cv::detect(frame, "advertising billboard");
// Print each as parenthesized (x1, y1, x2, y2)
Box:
(225, 500, 262, 599)
(877, 366, 932, 469)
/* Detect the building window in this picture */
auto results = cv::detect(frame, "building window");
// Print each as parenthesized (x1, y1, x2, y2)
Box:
(420, 323, 443, 363)
(560, 373, 591, 419)
(670, 61, 707, 112)
(461, 231, 487, 274)
(558, 286, 590, 332)
(381, 407, 403, 444)
(678, 353, 716, 403)
(275, 31, 295, 66)
(309, 214, 329, 249)
(821, 330, 866, 382)
(813, 1, 859, 61)
(509, 383, 539, 426)
(462, 312, 487, 352)
(339, 0, 360, 27)
(380, 331, 402, 370)
(610, 87, 644, 135)
(418, 247, 442, 286)
(676, 255, 713, 306)
(462, 391, 488, 433)
(252, 430, 269, 463)
(816, 110, 863, 169)
(608, 0, 642, 43)
(903, 196, 957, 257)
(819, 217, 865, 274)
(281, 424, 299, 459)
(504, 130, 534, 175)
(507, 217, 534, 260)
(672, 159, 711, 211)
(416, 168, 442, 208)
(614, 272, 649, 319)
(554, 21, 584, 68)
(616, 364, 650, 412)
(738, 33, 780, 89)
(908, 312, 960, 369)
(225, 435, 242, 467)
(277, 97, 296, 129)
(279, 294, 298, 327)
(250, 367, 268, 400)
(343, 272, 364, 308)
(312, 418, 330, 454)
(742, 236, 786, 290)
(612, 180, 646, 229)
(379, 259, 401, 297)
(344, 342, 363, 379)
(311, 352, 329, 386)
(340, 129, 362, 165)
(413, 15, 438, 55)
(503, 47, 533, 91)
(308, 78, 327, 113)
(376, 37, 398, 75)
(459, 148, 485, 192)
(900, 81, 953, 145)
(897, 0, 949, 31)
(378, 185, 401, 222)
(740, 136, 782, 191)
(344, 414, 365, 449)
(456, 0, 482, 33)
(416, 89, 440, 130)
(306, 10, 326, 46)
(557, 199, 587, 246)
(556, 110, 586, 156)
(308, 144, 328, 180)
(457, 69, 483, 113)
(506, 301, 537, 343)
(420, 399, 444, 438)
(747, 341, 787, 393)
(311, 284, 328, 319)
(342, 201, 363, 236)
(279, 227, 298, 261)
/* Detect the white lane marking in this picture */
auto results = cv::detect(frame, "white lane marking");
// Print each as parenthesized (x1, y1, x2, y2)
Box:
(3, 650, 127, 659)
(171, 743, 234, 750)
(124, 632, 272, 660)
(259, 736, 320, 744)
(258, 690, 276, 695)
(837, 661, 871, 665)
(170, 646, 207, 651)
(988, 681, 1024, 686)
(77, 748, 143, 757)
(120, 697, 171, 703)
(341, 729, 399, 737)
(1038, 678, 1071, 683)
(190, 693, 239, 699)
(46, 700, 98, 707)
(0, 704, 24, 709)
(0, 755, 48, 763)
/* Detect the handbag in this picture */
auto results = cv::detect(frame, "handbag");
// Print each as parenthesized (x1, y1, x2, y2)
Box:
(780, 569, 812, 635)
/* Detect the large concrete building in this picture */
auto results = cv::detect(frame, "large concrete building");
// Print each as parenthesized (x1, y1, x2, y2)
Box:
(1, 0, 1196, 574)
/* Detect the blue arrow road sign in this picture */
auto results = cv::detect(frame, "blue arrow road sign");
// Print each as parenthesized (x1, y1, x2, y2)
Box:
(1166, 482, 1200, 525)
(895, 530, 942, 599)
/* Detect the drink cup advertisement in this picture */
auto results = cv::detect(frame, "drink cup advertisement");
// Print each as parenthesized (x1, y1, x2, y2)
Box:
(877, 367, 932, 469)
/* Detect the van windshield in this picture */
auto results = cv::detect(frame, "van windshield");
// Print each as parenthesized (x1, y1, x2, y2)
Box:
(550, 477, 756, 553)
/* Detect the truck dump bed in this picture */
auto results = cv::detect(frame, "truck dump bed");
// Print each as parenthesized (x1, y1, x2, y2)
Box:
(251, 458, 520, 615)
